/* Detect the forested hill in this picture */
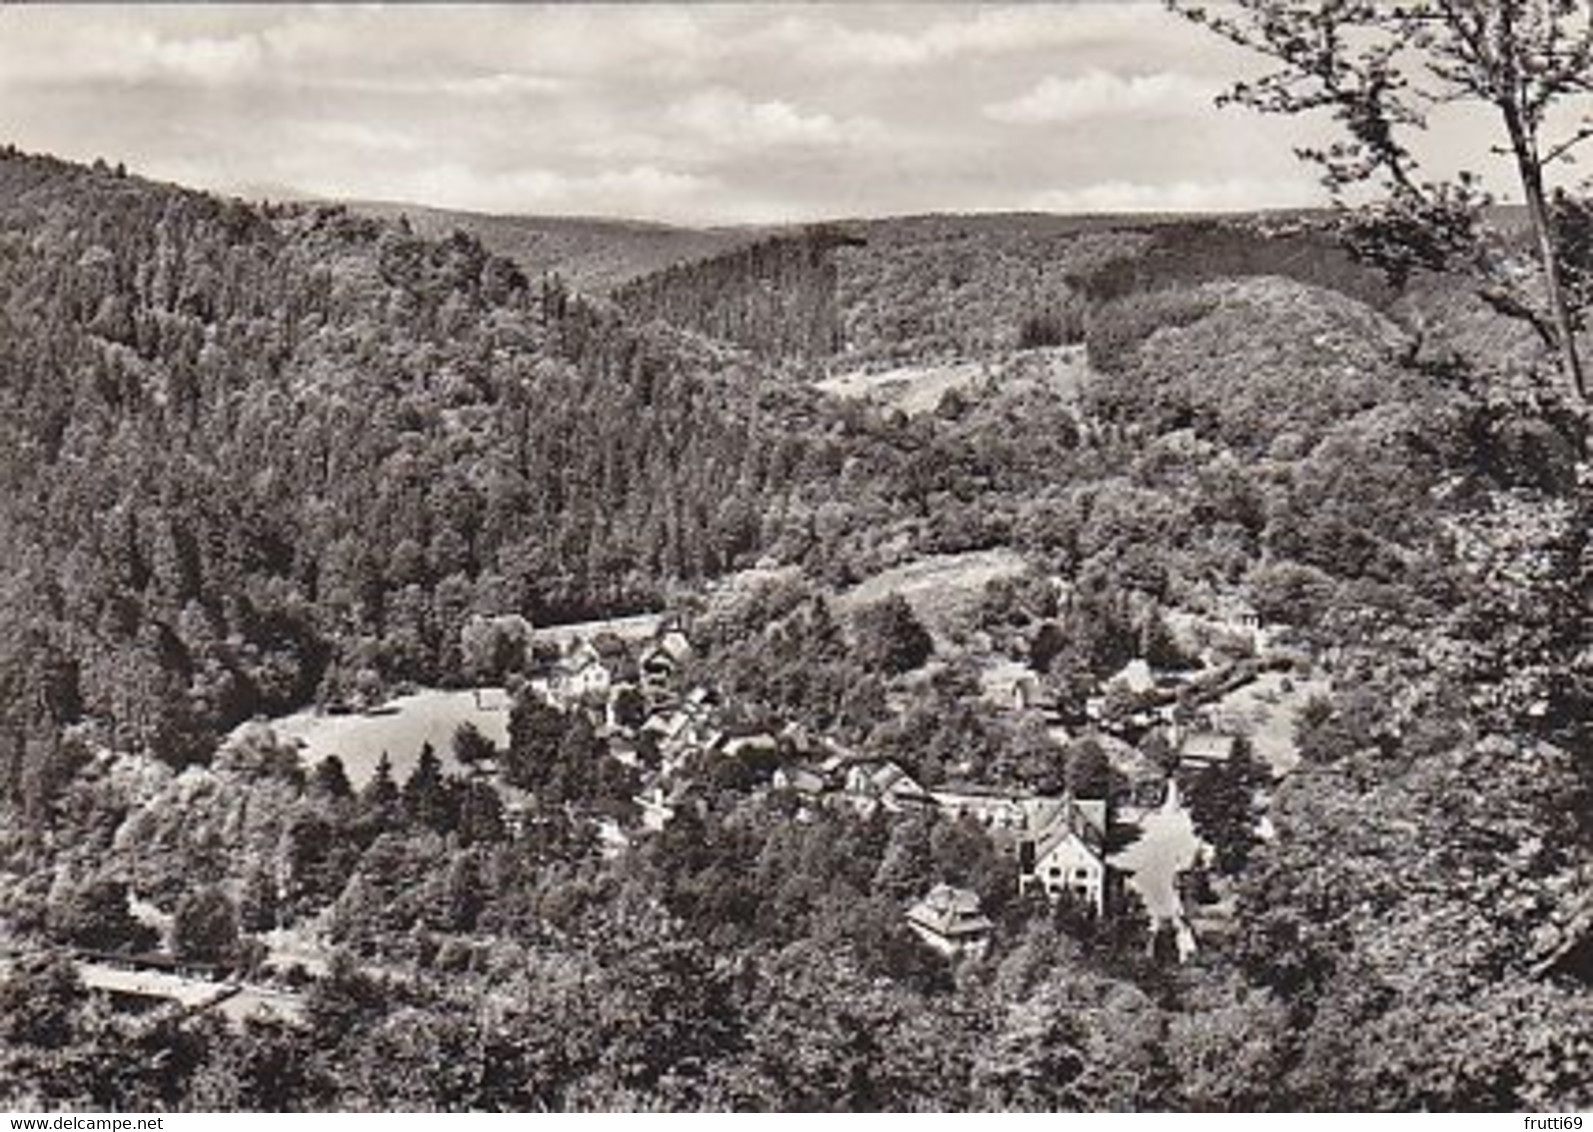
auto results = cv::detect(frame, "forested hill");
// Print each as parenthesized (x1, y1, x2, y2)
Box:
(0, 146, 859, 791)
(0, 147, 1119, 807)
(613, 226, 863, 368)
(2, 143, 1588, 799)
(613, 213, 1119, 372)
(346, 199, 754, 295)
(610, 210, 1385, 376)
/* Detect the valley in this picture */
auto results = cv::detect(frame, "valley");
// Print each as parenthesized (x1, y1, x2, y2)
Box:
(0, 139, 1588, 1114)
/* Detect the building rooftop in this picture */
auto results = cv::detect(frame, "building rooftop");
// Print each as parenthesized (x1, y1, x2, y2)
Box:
(906, 883, 994, 939)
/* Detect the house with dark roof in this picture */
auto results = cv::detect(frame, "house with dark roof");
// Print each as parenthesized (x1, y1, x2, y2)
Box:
(639, 629, 693, 696)
(841, 758, 932, 815)
(641, 696, 721, 771)
(905, 883, 994, 959)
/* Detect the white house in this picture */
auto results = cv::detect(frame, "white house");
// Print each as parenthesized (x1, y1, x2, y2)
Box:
(1109, 658, 1157, 696)
(842, 759, 931, 815)
(567, 658, 612, 700)
(1179, 730, 1240, 768)
(1019, 797, 1110, 916)
(539, 639, 614, 706)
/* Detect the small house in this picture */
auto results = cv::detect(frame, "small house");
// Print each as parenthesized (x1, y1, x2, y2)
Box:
(842, 759, 931, 815)
(906, 884, 994, 959)
(931, 786, 1028, 832)
(544, 639, 613, 705)
(1180, 730, 1239, 768)
(633, 775, 693, 832)
(771, 762, 829, 800)
(567, 656, 613, 700)
(640, 629, 693, 692)
(1108, 659, 1157, 696)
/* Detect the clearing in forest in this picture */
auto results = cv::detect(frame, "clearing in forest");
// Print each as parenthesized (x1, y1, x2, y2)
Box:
(816, 345, 1091, 417)
(236, 688, 510, 789)
(835, 547, 1027, 639)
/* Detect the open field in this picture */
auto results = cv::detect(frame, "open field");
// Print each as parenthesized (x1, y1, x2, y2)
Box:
(835, 548, 1027, 638)
(229, 613, 666, 787)
(816, 345, 1092, 417)
(0, 946, 306, 1026)
(234, 688, 510, 788)
(76, 961, 306, 1025)
(815, 359, 988, 416)
(1208, 670, 1330, 776)
(534, 612, 664, 649)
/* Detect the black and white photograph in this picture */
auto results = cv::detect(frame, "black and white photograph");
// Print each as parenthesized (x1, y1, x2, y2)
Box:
(0, 0, 1590, 1114)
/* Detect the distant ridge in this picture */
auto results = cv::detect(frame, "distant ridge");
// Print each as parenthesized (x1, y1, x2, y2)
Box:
(340, 199, 1345, 297)
(346, 199, 754, 294)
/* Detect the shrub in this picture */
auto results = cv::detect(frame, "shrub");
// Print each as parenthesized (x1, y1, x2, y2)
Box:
(46, 876, 158, 954)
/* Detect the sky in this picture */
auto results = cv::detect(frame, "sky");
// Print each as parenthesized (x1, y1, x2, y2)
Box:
(0, 2, 1507, 226)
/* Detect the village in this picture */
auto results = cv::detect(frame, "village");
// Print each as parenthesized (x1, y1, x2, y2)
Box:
(463, 584, 1323, 965)
(10, 579, 1326, 1028)
(15, 585, 1319, 1025)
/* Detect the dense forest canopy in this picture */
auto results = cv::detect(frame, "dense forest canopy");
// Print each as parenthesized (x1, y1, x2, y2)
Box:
(0, 149, 887, 778)
(1, 144, 1591, 1112)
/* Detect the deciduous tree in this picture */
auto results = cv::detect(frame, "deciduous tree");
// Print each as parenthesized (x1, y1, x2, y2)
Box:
(171, 884, 240, 964)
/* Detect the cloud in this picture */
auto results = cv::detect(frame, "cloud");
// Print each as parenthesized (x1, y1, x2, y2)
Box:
(436, 72, 568, 99)
(325, 72, 569, 100)
(749, 6, 1168, 71)
(986, 69, 1220, 124)
(1026, 177, 1325, 214)
(302, 121, 423, 155)
(0, 18, 269, 87)
(138, 31, 267, 85)
(667, 88, 884, 153)
(0, 7, 681, 92)
(918, 6, 1154, 62)
(0, 4, 1338, 225)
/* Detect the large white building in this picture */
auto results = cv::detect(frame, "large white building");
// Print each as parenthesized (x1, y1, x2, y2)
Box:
(1019, 797, 1110, 916)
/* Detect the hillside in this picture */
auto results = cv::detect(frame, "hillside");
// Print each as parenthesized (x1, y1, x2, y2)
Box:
(0, 147, 1165, 796)
(344, 202, 1236, 310)
(0, 146, 872, 779)
(610, 209, 1396, 380)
